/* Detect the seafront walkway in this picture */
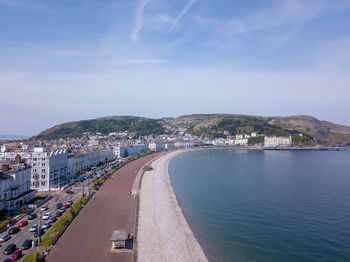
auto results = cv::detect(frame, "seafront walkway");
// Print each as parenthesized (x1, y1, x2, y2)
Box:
(47, 152, 163, 262)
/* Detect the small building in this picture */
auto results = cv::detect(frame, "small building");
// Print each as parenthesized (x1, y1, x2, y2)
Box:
(111, 229, 128, 249)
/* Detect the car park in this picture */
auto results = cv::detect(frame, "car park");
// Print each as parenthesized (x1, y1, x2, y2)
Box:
(8, 227, 20, 235)
(28, 213, 37, 220)
(42, 222, 51, 229)
(18, 220, 28, 227)
(21, 239, 32, 250)
(40, 205, 48, 211)
(10, 249, 22, 260)
(29, 224, 38, 232)
(0, 234, 10, 242)
(34, 228, 44, 238)
(3, 243, 16, 255)
(43, 212, 50, 220)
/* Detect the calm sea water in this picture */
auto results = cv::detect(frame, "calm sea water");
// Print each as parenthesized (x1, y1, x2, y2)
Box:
(169, 149, 350, 262)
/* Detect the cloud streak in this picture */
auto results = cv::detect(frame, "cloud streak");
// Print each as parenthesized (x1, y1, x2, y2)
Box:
(168, 0, 197, 33)
(0, 0, 54, 14)
(131, 0, 149, 41)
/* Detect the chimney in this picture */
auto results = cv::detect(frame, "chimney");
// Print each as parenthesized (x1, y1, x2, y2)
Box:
(2, 164, 9, 172)
(15, 154, 21, 164)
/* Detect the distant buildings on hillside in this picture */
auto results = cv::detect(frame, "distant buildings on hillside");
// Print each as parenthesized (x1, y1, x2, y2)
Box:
(264, 136, 292, 148)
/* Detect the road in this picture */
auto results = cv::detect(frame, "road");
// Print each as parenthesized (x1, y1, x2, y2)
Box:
(47, 152, 163, 262)
(0, 176, 92, 262)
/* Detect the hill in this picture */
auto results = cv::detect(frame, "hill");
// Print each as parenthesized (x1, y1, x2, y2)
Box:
(35, 116, 165, 140)
(164, 114, 350, 146)
(34, 114, 350, 146)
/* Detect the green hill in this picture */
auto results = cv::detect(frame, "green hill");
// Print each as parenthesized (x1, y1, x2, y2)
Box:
(35, 116, 164, 140)
(34, 114, 350, 146)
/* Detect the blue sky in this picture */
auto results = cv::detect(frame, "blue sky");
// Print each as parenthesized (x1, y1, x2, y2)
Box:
(1, 0, 350, 135)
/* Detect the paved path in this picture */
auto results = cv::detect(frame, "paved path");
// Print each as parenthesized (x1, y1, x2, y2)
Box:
(47, 152, 163, 262)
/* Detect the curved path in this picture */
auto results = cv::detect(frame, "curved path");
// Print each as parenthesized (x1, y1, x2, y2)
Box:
(47, 152, 163, 262)
(138, 151, 209, 262)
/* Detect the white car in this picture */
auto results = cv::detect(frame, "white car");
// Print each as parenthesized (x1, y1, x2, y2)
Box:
(43, 212, 50, 220)
(41, 222, 51, 229)
(40, 205, 48, 211)
(30, 224, 38, 232)
(0, 234, 10, 242)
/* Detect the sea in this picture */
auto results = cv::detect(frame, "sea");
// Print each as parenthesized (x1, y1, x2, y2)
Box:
(169, 149, 350, 262)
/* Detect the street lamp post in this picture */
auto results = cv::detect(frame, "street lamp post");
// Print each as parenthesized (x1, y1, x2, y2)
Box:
(37, 210, 41, 252)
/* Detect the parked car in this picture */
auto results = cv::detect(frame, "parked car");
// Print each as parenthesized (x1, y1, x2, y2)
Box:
(49, 216, 57, 223)
(67, 200, 73, 206)
(55, 212, 62, 217)
(64, 204, 70, 209)
(43, 212, 50, 220)
(18, 220, 28, 227)
(21, 239, 32, 250)
(8, 227, 20, 235)
(66, 190, 74, 194)
(40, 205, 48, 211)
(3, 258, 13, 262)
(58, 208, 66, 214)
(3, 243, 16, 255)
(34, 228, 44, 238)
(41, 222, 51, 229)
(10, 249, 22, 260)
(56, 203, 63, 209)
(0, 234, 10, 243)
(28, 213, 37, 220)
(29, 224, 38, 232)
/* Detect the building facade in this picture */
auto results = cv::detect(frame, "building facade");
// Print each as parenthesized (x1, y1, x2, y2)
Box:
(264, 136, 292, 148)
(0, 158, 35, 211)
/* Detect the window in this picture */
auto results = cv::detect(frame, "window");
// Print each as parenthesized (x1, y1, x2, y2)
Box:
(42, 158, 46, 161)
(33, 158, 37, 161)
(41, 182, 45, 186)
(42, 169, 46, 172)
(41, 175, 46, 179)
(42, 163, 45, 166)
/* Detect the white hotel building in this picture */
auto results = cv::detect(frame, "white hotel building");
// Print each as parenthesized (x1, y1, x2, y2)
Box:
(0, 147, 69, 191)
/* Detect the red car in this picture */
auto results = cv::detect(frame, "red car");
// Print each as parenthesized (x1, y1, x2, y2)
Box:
(66, 190, 74, 194)
(11, 249, 22, 260)
(64, 204, 70, 209)
(18, 220, 28, 227)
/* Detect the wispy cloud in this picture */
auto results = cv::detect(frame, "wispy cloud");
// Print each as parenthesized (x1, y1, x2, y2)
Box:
(168, 0, 197, 33)
(131, 0, 149, 41)
(0, 0, 54, 14)
(226, 0, 327, 36)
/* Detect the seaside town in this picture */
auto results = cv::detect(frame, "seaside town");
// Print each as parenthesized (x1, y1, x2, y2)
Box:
(0, 128, 294, 261)
(0, 130, 292, 210)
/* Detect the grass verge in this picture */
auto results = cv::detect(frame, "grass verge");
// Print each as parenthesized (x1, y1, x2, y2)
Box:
(39, 195, 89, 247)
(22, 252, 43, 262)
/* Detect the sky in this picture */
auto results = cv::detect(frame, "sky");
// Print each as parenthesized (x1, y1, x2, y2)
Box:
(1, 0, 350, 136)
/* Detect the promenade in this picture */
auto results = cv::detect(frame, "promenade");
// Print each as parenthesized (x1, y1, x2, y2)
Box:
(47, 152, 163, 262)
